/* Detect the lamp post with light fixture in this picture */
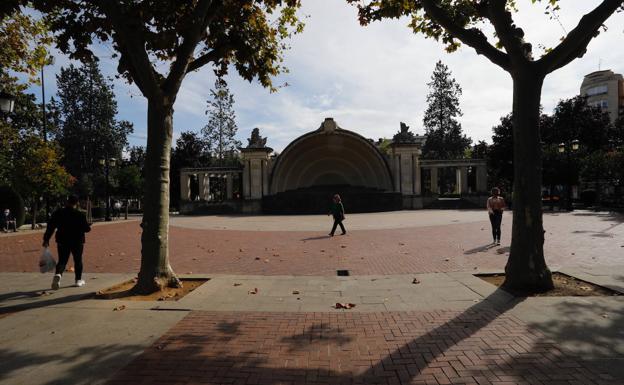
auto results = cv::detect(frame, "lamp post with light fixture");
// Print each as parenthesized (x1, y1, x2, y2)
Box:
(99, 155, 117, 221)
(558, 139, 580, 211)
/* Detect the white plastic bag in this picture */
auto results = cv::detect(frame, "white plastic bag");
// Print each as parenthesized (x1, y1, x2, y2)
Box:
(39, 247, 56, 273)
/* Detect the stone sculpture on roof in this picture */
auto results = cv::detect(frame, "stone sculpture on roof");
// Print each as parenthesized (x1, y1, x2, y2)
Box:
(392, 122, 418, 144)
(246, 127, 268, 148)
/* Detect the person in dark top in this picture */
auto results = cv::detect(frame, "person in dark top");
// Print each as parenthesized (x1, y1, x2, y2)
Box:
(43, 195, 91, 289)
(328, 194, 346, 237)
(2, 208, 17, 232)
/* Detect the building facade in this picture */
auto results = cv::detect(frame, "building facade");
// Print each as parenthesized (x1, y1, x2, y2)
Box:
(580, 69, 624, 123)
(180, 118, 488, 214)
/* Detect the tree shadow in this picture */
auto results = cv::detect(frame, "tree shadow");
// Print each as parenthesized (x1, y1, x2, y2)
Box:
(0, 292, 93, 315)
(279, 323, 353, 352)
(0, 288, 55, 302)
(0, 343, 145, 385)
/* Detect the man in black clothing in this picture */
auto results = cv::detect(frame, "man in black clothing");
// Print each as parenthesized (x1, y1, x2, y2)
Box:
(43, 195, 91, 289)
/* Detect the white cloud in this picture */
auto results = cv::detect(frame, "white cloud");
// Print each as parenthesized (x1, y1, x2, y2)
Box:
(23, 0, 624, 152)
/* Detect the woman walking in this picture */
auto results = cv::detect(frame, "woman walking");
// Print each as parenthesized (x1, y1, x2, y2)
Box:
(486, 187, 506, 245)
(328, 194, 346, 237)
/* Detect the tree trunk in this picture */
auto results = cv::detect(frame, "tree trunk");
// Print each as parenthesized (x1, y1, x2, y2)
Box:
(133, 97, 181, 294)
(503, 67, 554, 293)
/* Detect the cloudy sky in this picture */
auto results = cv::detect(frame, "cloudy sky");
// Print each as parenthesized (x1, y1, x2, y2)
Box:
(26, 0, 624, 152)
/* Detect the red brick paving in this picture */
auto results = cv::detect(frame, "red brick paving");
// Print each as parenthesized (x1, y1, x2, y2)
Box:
(1, 212, 622, 275)
(107, 309, 615, 385)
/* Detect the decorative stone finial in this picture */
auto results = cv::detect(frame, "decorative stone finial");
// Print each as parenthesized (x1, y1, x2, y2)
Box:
(321, 117, 337, 133)
(246, 127, 268, 148)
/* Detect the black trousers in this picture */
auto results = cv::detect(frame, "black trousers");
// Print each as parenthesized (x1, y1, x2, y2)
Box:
(330, 219, 346, 235)
(55, 243, 84, 280)
(489, 210, 503, 242)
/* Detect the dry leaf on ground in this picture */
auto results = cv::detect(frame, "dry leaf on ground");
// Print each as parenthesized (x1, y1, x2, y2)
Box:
(334, 303, 356, 309)
(292, 290, 300, 294)
(412, 278, 420, 284)
(233, 283, 242, 286)
(248, 288, 259, 294)
(113, 305, 126, 311)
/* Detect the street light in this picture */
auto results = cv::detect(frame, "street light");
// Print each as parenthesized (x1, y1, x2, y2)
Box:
(99, 156, 117, 221)
(0, 91, 16, 114)
(558, 140, 579, 211)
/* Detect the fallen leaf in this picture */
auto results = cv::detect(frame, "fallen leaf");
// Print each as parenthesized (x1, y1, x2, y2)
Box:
(248, 288, 259, 294)
(192, 258, 198, 261)
(412, 278, 420, 284)
(601, 313, 609, 318)
(340, 245, 347, 248)
(273, 253, 280, 257)
(37, 291, 52, 296)
(264, 259, 270, 263)
(320, 249, 325, 253)
(67, 266, 75, 272)
(444, 258, 450, 262)
(579, 286, 592, 291)
(399, 243, 405, 246)
(239, 248, 244, 252)
(113, 305, 126, 311)
(233, 283, 242, 286)
(335, 303, 356, 309)
(292, 290, 300, 294)
(209, 249, 215, 253)
(254, 257, 261, 260)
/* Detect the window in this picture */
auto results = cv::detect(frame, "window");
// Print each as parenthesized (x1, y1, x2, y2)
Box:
(586, 85, 608, 96)
(590, 100, 608, 109)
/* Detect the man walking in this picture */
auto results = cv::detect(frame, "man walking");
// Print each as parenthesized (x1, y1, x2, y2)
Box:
(328, 194, 347, 237)
(486, 187, 506, 245)
(43, 195, 91, 289)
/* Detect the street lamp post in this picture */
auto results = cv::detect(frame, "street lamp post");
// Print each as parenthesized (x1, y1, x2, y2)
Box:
(558, 139, 579, 211)
(99, 156, 117, 221)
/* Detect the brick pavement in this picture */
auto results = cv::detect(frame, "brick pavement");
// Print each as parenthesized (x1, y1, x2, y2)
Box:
(1, 211, 622, 276)
(108, 309, 616, 385)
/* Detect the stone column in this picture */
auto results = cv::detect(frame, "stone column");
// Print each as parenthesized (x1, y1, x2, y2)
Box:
(198, 173, 210, 201)
(414, 159, 422, 195)
(391, 144, 422, 195)
(460, 166, 469, 194)
(430, 167, 439, 194)
(455, 168, 462, 194)
(476, 165, 488, 193)
(226, 173, 234, 200)
(180, 171, 190, 201)
(241, 149, 272, 199)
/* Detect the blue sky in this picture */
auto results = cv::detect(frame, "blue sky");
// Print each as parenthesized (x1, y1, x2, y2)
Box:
(23, 0, 624, 152)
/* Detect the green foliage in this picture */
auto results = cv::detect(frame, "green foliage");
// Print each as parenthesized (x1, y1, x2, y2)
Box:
(202, 77, 242, 163)
(52, 61, 133, 178)
(0, 9, 53, 84)
(0, 185, 25, 227)
(116, 164, 143, 199)
(421, 60, 471, 159)
(12, 134, 74, 199)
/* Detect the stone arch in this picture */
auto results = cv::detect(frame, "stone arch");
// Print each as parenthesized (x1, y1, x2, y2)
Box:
(270, 126, 394, 194)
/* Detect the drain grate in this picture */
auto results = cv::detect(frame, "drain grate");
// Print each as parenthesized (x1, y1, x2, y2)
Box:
(337, 270, 350, 276)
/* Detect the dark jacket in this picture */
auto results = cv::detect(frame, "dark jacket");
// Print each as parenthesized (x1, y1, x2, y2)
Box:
(43, 207, 91, 245)
(330, 202, 345, 221)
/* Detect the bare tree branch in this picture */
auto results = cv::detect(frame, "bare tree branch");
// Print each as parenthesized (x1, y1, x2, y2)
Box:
(538, 0, 623, 75)
(186, 45, 230, 74)
(420, 0, 510, 71)
(162, 0, 215, 95)
(486, 0, 528, 63)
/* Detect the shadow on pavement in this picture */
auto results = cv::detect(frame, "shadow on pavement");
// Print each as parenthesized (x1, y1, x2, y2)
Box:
(0, 292, 93, 315)
(464, 243, 496, 254)
(0, 343, 144, 385)
(106, 290, 621, 384)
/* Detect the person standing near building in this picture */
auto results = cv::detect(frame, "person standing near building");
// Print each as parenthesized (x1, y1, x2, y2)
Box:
(2, 208, 17, 232)
(486, 187, 506, 245)
(42, 195, 91, 289)
(328, 194, 346, 237)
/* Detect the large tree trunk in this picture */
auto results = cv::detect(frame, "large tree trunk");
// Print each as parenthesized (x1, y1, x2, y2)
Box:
(133, 97, 181, 294)
(503, 67, 554, 293)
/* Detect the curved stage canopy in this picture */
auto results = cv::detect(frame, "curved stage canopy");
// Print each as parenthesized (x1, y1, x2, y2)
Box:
(270, 120, 394, 194)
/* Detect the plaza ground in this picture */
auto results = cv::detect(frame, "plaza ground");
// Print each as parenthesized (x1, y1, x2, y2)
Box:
(0, 210, 623, 384)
